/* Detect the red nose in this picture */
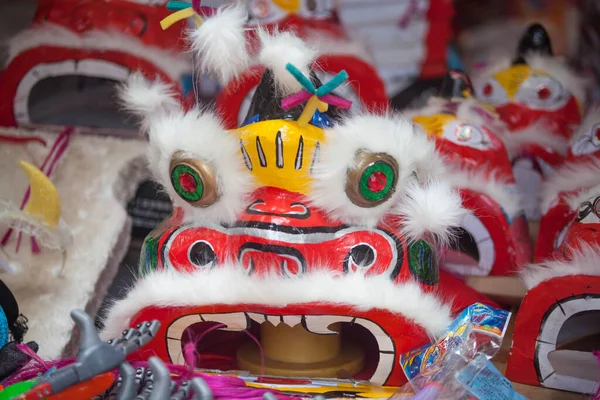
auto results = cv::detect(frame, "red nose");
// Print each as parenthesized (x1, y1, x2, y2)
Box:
(495, 103, 537, 132)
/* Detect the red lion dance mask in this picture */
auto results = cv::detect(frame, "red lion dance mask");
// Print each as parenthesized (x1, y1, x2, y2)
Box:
(411, 69, 531, 277)
(474, 23, 586, 222)
(103, 4, 490, 388)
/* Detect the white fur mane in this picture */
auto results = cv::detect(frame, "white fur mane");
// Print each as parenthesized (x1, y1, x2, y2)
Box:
(541, 157, 600, 213)
(501, 120, 570, 159)
(309, 113, 465, 244)
(257, 28, 318, 94)
(101, 265, 453, 340)
(6, 23, 189, 81)
(444, 168, 523, 219)
(521, 244, 600, 289)
(119, 74, 254, 224)
(189, 3, 250, 85)
(565, 183, 600, 213)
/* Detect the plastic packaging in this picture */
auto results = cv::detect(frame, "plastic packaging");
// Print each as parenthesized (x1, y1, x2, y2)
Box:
(392, 302, 517, 400)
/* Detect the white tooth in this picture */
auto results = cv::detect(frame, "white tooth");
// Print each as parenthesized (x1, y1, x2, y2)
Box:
(354, 318, 394, 353)
(266, 315, 281, 326)
(76, 60, 129, 80)
(370, 352, 395, 385)
(303, 315, 353, 335)
(246, 312, 266, 324)
(282, 315, 302, 328)
(202, 312, 249, 331)
(166, 314, 203, 365)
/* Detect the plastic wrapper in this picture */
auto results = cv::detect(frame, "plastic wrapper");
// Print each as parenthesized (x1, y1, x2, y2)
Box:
(392, 303, 518, 399)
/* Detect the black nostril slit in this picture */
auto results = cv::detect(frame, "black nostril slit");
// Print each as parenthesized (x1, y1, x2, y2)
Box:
(344, 244, 376, 272)
(189, 241, 217, 268)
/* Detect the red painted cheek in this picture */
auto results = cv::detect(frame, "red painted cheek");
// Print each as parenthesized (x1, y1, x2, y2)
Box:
(435, 141, 515, 182)
(495, 97, 581, 139)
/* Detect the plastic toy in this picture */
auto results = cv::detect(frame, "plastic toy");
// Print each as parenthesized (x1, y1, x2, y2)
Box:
(536, 109, 600, 260)
(410, 69, 531, 277)
(0, 279, 37, 382)
(474, 23, 587, 221)
(506, 186, 600, 395)
(0, 0, 191, 127)
(103, 8, 493, 388)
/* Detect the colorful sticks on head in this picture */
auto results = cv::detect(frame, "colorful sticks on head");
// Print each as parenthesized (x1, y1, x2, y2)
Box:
(281, 63, 353, 127)
(160, 0, 216, 30)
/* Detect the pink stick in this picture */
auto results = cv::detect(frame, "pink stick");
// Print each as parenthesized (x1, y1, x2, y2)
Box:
(31, 238, 40, 254)
(2, 127, 72, 248)
(281, 90, 311, 110)
(320, 94, 353, 109)
(30, 129, 72, 253)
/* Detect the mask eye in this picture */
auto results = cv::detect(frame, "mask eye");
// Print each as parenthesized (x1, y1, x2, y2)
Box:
(477, 79, 509, 105)
(442, 121, 492, 150)
(576, 201, 593, 222)
(570, 123, 600, 156)
(299, 0, 335, 19)
(247, 0, 287, 25)
(346, 152, 399, 208)
(514, 74, 568, 110)
(169, 151, 219, 207)
(594, 197, 600, 219)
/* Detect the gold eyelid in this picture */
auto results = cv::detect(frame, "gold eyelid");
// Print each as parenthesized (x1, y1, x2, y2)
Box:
(169, 151, 219, 207)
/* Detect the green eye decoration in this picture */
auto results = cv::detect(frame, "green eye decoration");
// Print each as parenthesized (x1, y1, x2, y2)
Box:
(171, 164, 204, 202)
(169, 151, 219, 207)
(408, 239, 439, 286)
(346, 151, 399, 208)
(359, 161, 396, 202)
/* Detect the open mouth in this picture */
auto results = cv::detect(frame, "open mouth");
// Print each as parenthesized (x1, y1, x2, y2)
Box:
(442, 212, 495, 276)
(512, 156, 555, 221)
(165, 308, 396, 385)
(15, 60, 133, 129)
(536, 295, 600, 393)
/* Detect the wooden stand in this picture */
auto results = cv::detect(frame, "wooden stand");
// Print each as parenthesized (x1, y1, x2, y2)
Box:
(236, 322, 365, 378)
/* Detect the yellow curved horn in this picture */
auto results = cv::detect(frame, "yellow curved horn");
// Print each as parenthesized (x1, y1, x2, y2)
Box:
(19, 161, 61, 228)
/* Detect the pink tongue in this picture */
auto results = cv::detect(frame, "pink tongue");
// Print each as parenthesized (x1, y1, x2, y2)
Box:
(510, 216, 533, 266)
(442, 250, 479, 266)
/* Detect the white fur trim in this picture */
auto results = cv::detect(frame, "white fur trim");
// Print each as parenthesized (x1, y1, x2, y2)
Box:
(258, 29, 318, 94)
(189, 3, 250, 85)
(119, 73, 181, 129)
(521, 244, 600, 289)
(310, 114, 443, 227)
(147, 110, 253, 224)
(6, 23, 189, 81)
(565, 183, 600, 213)
(120, 75, 253, 223)
(102, 266, 453, 340)
(396, 179, 466, 244)
(541, 158, 600, 213)
(501, 120, 570, 158)
(444, 168, 523, 218)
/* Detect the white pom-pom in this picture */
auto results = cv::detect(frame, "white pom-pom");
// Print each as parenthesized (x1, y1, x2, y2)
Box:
(258, 29, 318, 94)
(396, 180, 466, 244)
(119, 72, 180, 127)
(190, 3, 250, 85)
